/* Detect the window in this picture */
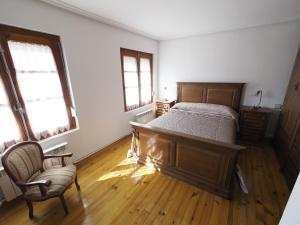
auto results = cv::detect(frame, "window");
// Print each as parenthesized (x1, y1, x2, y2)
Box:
(120, 48, 153, 111)
(0, 74, 22, 151)
(0, 24, 76, 152)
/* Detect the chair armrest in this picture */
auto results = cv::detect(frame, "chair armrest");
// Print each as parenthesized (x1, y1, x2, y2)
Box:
(44, 153, 73, 167)
(17, 180, 52, 196)
(17, 180, 52, 187)
(44, 153, 73, 159)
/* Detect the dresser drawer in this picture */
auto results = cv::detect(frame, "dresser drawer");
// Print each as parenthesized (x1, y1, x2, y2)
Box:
(241, 112, 268, 121)
(240, 126, 264, 134)
(239, 132, 263, 141)
(241, 120, 265, 129)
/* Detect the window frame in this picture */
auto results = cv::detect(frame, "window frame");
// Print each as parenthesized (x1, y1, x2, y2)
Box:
(0, 24, 76, 142)
(0, 56, 26, 142)
(120, 48, 153, 112)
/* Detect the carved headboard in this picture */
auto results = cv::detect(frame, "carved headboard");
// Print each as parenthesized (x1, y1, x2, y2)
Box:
(177, 82, 245, 111)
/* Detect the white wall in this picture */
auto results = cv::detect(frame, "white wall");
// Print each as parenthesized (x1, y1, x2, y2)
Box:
(0, 0, 158, 161)
(1, 1, 299, 160)
(158, 20, 300, 109)
(280, 174, 300, 225)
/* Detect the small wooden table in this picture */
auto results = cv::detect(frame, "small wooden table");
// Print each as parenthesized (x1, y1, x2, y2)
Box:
(155, 100, 176, 117)
(238, 106, 272, 144)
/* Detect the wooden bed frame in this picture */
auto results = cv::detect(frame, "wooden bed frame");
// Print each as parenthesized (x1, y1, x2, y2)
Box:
(130, 82, 246, 199)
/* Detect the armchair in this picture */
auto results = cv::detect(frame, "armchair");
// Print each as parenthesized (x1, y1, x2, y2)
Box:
(1, 141, 80, 219)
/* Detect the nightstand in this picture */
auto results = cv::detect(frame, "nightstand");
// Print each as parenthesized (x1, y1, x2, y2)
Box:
(239, 106, 272, 143)
(155, 100, 176, 117)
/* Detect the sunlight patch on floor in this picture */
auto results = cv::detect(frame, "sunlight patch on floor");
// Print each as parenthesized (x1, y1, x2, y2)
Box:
(97, 158, 156, 181)
(116, 157, 137, 166)
(131, 166, 156, 178)
(145, 156, 161, 172)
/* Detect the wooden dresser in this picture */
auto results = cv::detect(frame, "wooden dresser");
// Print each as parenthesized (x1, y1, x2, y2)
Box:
(275, 46, 300, 190)
(155, 100, 176, 117)
(284, 122, 300, 189)
(239, 106, 272, 143)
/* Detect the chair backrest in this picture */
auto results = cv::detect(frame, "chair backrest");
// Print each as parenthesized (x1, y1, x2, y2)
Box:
(1, 142, 44, 183)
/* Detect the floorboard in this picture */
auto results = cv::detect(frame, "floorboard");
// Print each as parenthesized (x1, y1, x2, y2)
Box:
(0, 137, 290, 225)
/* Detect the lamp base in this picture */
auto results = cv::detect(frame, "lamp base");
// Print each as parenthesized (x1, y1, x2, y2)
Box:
(252, 105, 261, 110)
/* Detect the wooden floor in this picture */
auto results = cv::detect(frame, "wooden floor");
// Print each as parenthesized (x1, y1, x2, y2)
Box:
(0, 137, 290, 225)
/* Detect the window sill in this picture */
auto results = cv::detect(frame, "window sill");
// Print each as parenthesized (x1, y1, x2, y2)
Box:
(0, 128, 79, 172)
(125, 102, 154, 113)
(38, 127, 79, 145)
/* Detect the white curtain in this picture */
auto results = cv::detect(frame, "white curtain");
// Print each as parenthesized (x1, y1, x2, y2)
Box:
(8, 41, 70, 140)
(123, 56, 139, 110)
(140, 58, 152, 105)
(0, 78, 21, 153)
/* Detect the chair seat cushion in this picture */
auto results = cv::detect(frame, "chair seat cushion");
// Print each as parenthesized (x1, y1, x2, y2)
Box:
(24, 165, 76, 200)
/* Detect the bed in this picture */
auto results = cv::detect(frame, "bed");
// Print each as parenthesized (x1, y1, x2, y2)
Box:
(130, 82, 246, 199)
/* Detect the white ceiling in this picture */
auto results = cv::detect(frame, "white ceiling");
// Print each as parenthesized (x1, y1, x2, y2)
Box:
(42, 0, 300, 40)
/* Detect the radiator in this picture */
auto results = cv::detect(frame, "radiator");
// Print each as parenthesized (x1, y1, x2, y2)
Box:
(135, 109, 156, 124)
(0, 142, 68, 204)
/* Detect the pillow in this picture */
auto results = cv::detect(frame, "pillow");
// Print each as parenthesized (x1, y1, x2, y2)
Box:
(171, 102, 239, 121)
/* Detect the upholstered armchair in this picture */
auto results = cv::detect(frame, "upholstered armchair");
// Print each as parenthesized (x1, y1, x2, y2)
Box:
(1, 141, 80, 219)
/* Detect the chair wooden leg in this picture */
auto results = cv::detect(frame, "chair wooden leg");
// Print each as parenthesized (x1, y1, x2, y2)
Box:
(26, 200, 33, 219)
(75, 175, 81, 191)
(59, 195, 69, 215)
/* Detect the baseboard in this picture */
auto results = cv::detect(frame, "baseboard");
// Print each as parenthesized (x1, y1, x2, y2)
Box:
(75, 133, 131, 169)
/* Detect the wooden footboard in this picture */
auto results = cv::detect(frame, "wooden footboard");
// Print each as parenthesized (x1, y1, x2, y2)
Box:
(130, 121, 246, 199)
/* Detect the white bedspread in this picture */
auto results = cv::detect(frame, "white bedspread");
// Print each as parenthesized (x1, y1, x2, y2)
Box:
(147, 103, 238, 144)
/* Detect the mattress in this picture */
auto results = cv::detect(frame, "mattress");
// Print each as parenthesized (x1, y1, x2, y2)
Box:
(147, 102, 238, 144)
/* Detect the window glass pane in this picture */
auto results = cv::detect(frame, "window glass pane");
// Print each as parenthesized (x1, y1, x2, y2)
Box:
(0, 78, 21, 152)
(8, 41, 57, 72)
(125, 87, 139, 108)
(140, 58, 151, 72)
(140, 72, 151, 86)
(0, 79, 9, 105)
(140, 69, 152, 104)
(123, 56, 137, 72)
(124, 72, 138, 88)
(141, 86, 151, 105)
(8, 41, 70, 139)
(123, 56, 139, 109)
(140, 58, 152, 104)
